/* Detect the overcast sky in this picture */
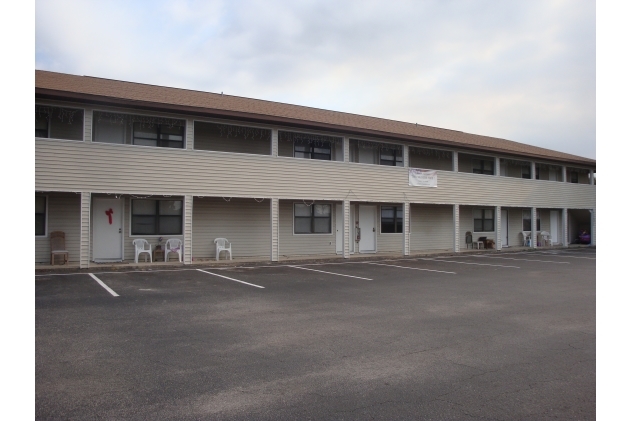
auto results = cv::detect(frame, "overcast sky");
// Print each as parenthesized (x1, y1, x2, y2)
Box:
(35, 0, 595, 159)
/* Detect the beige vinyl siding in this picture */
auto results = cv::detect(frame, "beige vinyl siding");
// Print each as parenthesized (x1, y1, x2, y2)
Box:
(538, 166, 549, 180)
(279, 200, 336, 257)
(506, 162, 527, 178)
(191, 197, 270, 260)
(278, 139, 294, 157)
(35, 193, 81, 264)
(409, 150, 453, 171)
(410, 204, 453, 251)
(506, 208, 528, 247)
(376, 233, 402, 252)
(457, 154, 472, 173)
(459, 206, 497, 248)
(193, 121, 271, 155)
(84, 108, 92, 142)
(36, 140, 596, 210)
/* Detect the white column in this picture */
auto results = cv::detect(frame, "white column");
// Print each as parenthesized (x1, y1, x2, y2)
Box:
(562, 166, 567, 182)
(531, 162, 536, 180)
(403, 202, 410, 256)
(403, 145, 409, 168)
(343, 137, 350, 163)
(271, 129, 278, 157)
(589, 169, 594, 185)
(562, 208, 569, 247)
(79, 192, 91, 269)
(183, 195, 193, 264)
(591, 208, 596, 246)
(270, 198, 279, 261)
(84, 108, 93, 142)
(452, 151, 459, 172)
(185, 119, 194, 150)
(531, 207, 537, 248)
(495, 206, 502, 250)
(453, 204, 460, 252)
(343, 200, 350, 258)
(495, 157, 500, 176)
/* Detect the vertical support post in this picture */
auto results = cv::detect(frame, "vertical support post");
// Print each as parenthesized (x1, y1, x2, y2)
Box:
(495, 157, 500, 176)
(591, 208, 596, 246)
(84, 108, 93, 142)
(562, 208, 569, 247)
(531, 162, 536, 180)
(270, 198, 279, 261)
(562, 166, 567, 182)
(495, 205, 502, 250)
(531, 207, 538, 248)
(343, 200, 350, 258)
(403, 202, 410, 256)
(453, 204, 460, 252)
(403, 145, 409, 168)
(185, 119, 194, 150)
(589, 169, 594, 185)
(183, 195, 193, 264)
(271, 129, 278, 157)
(452, 151, 459, 172)
(343, 137, 349, 163)
(79, 192, 91, 269)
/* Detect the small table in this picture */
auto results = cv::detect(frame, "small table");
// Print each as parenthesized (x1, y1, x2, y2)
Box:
(153, 248, 165, 262)
(474, 241, 484, 249)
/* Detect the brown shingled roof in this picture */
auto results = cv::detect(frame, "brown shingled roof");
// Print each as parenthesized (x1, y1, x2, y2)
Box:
(35, 70, 595, 167)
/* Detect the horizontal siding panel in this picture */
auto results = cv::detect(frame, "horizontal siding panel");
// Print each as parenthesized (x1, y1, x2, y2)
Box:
(35, 193, 81, 264)
(36, 140, 596, 209)
(279, 200, 337, 257)
(410, 204, 453, 251)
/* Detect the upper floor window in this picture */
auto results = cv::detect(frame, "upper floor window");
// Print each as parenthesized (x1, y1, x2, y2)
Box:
(381, 205, 403, 233)
(522, 210, 541, 231)
(379, 147, 403, 166)
(472, 158, 494, 175)
(473, 208, 494, 232)
(570, 171, 578, 183)
(194, 121, 271, 155)
(294, 203, 331, 234)
(35, 105, 84, 141)
(131, 199, 183, 235)
(349, 139, 403, 166)
(280, 131, 341, 161)
(93, 111, 185, 148)
(35, 195, 47, 236)
(521, 164, 531, 179)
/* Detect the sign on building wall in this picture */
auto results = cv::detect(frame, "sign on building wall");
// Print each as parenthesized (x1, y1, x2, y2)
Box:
(409, 168, 438, 187)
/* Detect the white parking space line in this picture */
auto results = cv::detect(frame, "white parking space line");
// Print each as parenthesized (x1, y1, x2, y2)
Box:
(474, 256, 569, 264)
(529, 252, 596, 260)
(288, 265, 372, 280)
(88, 273, 119, 297)
(367, 262, 456, 274)
(196, 269, 265, 289)
(417, 258, 520, 268)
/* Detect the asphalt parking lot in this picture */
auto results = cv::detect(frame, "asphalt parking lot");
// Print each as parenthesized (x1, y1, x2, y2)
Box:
(36, 248, 596, 420)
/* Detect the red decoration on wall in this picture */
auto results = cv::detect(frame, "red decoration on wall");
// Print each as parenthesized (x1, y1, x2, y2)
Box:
(105, 208, 113, 225)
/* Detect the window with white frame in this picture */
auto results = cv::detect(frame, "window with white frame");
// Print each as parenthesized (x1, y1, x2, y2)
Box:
(93, 111, 185, 148)
(473, 208, 494, 232)
(472, 158, 494, 175)
(131, 199, 183, 235)
(280, 131, 340, 161)
(522, 210, 541, 231)
(294, 204, 331, 234)
(379, 147, 403, 166)
(35, 105, 84, 140)
(381, 205, 403, 233)
(35, 196, 47, 236)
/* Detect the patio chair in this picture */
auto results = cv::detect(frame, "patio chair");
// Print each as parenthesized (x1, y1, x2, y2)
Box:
(465, 231, 473, 249)
(133, 239, 152, 263)
(164, 238, 183, 262)
(214, 238, 232, 261)
(521, 231, 531, 247)
(540, 231, 552, 247)
(50, 231, 69, 265)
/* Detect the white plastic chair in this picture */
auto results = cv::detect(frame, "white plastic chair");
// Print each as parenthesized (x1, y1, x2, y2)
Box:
(540, 231, 552, 247)
(164, 238, 183, 262)
(521, 231, 531, 247)
(214, 238, 232, 261)
(133, 239, 152, 263)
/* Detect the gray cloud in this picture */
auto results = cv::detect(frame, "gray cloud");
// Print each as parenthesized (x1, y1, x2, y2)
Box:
(36, 0, 595, 159)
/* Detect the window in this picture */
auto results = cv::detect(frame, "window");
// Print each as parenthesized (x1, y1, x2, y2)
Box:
(131, 200, 183, 235)
(294, 204, 331, 234)
(535, 165, 540, 180)
(381, 206, 403, 233)
(93, 111, 185, 148)
(133, 123, 184, 148)
(522, 210, 541, 231)
(379, 147, 403, 166)
(521, 164, 531, 179)
(35, 196, 46, 236)
(570, 171, 578, 183)
(473, 208, 494, 232)
(472, 159, 494, 175)
(35, 105, 84, 140)
(294, 140, 331, 160)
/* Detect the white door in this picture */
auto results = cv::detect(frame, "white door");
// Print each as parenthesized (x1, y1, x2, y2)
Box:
(358, 205, 376, 252)
(501, 209, 509, 247)
(550, 210, 559, 245)
(93, 198, 123, 261)
(336, 204, 343, 254)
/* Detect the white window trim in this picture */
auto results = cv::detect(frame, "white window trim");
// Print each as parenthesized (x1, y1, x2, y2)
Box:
(35, 104, 85, 142)
(292, 202, 334, 236)
(379, 204, 404, 235)
(35, 194, 49, 237)
(128, 198, 185, 238)
(472, 207, 495, 233)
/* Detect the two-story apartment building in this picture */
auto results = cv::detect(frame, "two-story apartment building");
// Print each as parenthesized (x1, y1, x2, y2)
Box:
(35, 70, 596, 268)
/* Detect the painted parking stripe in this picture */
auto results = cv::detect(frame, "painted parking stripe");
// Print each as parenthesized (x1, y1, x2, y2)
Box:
(196, 269, 265, 289)
(88, 273, 119, 297)
(417, 258, 520, 268)
(367, 262, 456, 274)
(288, 265, 372, 280)
(474, 256, 569, 264)
(530, 252, 596, 260)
